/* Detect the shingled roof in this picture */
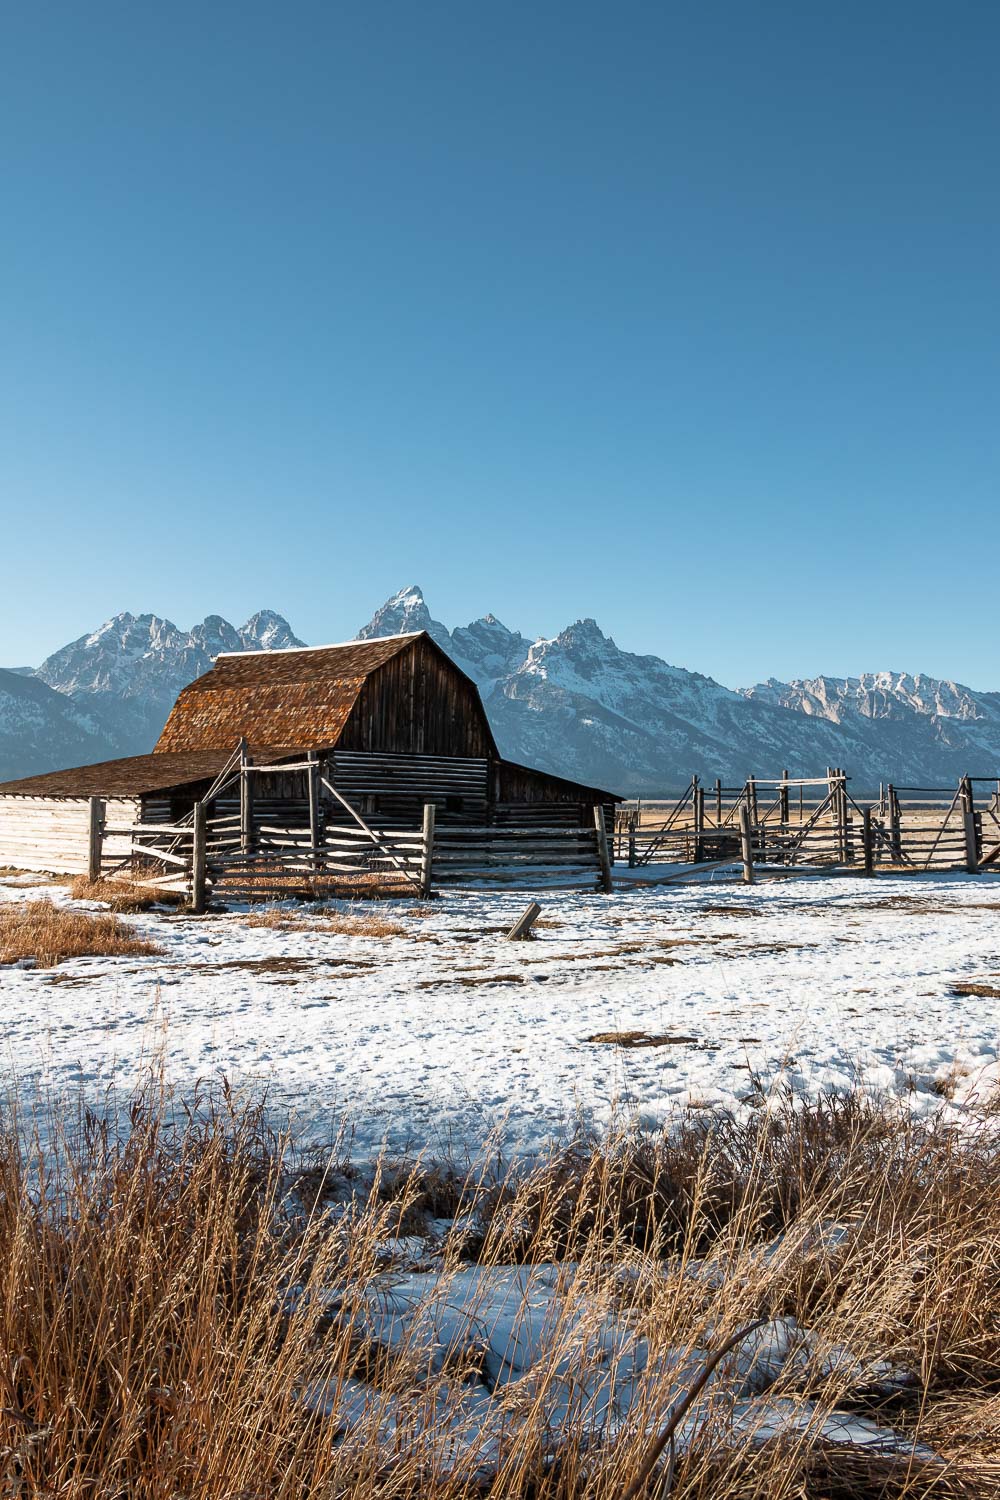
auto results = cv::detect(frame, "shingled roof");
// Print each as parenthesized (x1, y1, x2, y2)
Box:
(0, 749, 260, 799)
(155, 634, 425, 755)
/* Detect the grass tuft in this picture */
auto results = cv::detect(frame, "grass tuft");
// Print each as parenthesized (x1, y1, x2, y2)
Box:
(69, 875, 183, 912)
(0, 899, 162, 967)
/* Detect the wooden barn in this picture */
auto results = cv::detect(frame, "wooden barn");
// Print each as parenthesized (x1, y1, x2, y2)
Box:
(0, 632, 621, 899)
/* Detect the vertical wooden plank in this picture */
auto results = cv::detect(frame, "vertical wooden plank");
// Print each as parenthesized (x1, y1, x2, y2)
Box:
(239, 738, 254, 857)
(191, 800, 207, 914)
(963, 811, 979, 874)
(420, 802, 436, 898)
(962, 777, 979, 873)
(714, 778, 723, 825)
(307, 751, 321, 873)
(779, 769, 789, 828)
(887, 783, 901, 863)
(862, 805, 874, 877)
(691, 776, 702, 862)
(594, 804, 613, 893)
(87, 797, 105, 883)
(738, 802, 755, 884)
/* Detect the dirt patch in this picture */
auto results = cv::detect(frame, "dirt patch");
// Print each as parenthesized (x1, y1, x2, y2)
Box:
(702, 905, 760, 918)
(186, 955, 376, 976)
(952, 981, 1000, 999)
(586, 1031, 700, 1048)
(417, 972, 527, 989)
(41, 972, 107, 987)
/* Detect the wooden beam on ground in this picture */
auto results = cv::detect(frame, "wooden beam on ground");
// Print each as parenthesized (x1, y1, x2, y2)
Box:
(506, 900, 542, 941)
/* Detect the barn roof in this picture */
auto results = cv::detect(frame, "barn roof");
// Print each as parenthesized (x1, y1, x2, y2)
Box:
(0, 748, 290, 799)
(154, 633, 435, 754)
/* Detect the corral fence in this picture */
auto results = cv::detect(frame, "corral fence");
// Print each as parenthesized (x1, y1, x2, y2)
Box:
(88, 746, 613, 907)
(614, 769, 1000, 880)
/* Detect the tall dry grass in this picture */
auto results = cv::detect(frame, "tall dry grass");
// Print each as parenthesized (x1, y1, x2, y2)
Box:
(68, 875, 184, 912)
(0, 898, 162, 967)
(0, 1082, 997, 1496)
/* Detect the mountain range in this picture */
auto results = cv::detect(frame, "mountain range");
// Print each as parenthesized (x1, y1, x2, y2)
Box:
(2, 586, 999, 794)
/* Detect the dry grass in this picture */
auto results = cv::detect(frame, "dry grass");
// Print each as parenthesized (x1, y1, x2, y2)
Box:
(215, 867, 417, 903)
(0, 898, 162, 968)
(244, 907, 407, 938)
(69, 875, 183, 912)
(0, 1083, 998, 1494)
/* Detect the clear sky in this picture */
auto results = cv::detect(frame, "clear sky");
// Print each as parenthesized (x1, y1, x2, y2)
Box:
(2, 2, 998, 687)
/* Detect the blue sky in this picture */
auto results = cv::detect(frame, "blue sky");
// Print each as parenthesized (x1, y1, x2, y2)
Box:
(2, 2, 998, 687)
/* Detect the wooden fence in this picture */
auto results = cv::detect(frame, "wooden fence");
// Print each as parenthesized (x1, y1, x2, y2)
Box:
(614, 770, 999, 878)
(90, 775, 611, 908)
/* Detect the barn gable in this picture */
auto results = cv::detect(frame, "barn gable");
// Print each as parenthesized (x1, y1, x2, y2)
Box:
(154, 632, 498, 760)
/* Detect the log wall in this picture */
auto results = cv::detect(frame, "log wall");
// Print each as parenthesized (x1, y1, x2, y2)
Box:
(0, 796, 140, 874)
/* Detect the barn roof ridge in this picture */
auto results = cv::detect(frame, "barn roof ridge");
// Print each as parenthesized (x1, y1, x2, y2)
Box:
(213, 631, 424, 660)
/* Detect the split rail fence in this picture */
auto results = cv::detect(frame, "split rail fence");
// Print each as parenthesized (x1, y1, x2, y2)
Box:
(85, 755, 1000, 906)
(87, 747, 613, 908)
(614, 770, 1000, 881)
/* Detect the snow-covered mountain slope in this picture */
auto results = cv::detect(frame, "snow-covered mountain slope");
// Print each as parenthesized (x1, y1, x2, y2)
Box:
(356, 600, 862, 793)
(7, 588, 1000, 792)
(355, 589, 1000, 791)
(34, 610, 304, 758)
(743, 674, 1000, 785)
(0, 669, 117, 783)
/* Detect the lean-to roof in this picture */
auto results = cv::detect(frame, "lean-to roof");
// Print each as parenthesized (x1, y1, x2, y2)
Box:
(0, 750, 275, 799)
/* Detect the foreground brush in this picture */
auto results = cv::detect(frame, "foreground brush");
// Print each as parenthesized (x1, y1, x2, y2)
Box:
(0, 1080, 997, 1496)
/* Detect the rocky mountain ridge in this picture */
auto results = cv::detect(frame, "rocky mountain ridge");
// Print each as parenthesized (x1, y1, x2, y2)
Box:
(4, 588, 999, 792)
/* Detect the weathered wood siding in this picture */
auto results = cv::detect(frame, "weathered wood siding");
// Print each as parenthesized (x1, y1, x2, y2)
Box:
(339, 638, 497, 758)
(328, 751, 489, 824)
(0, 796, 140, 874)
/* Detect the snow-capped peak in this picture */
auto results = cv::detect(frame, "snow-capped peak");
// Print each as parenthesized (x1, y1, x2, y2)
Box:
(239, 610, 305, 652)
(357, 586, 453, 653)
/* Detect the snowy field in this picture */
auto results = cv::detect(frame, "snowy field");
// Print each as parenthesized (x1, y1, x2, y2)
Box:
(2, 870, 1000, 1157)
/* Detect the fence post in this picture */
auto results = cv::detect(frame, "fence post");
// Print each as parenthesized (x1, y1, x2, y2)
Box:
(87, 797, 105, 883)
(420, 802, 436, 898)
(192, 800, 207, 914)
(886, 783, 901, 864)
(715, 779, 723, 824)
(628, 825, 636, 868)
(779, 769, 789, 827)
(738, 803, 755, 884)
(594, 805, 613, 894)
(307, 751, 321, 874)
(961, 776, 979, 874)
(862, 805, 874, 876)
(239, 738, 254, 857)
(692, 776, 703, 863)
